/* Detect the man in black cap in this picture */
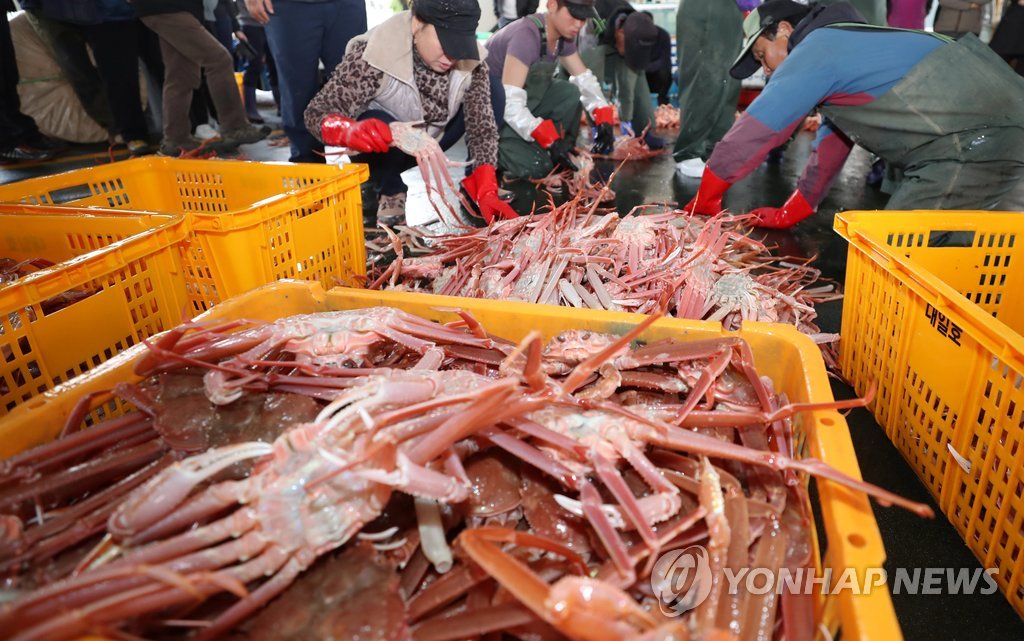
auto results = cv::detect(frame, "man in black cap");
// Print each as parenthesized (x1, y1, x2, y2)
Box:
(305, 0, 517, 225)
(576, 0, 664, 149)
(486, 0, 623, 178)
(685, 0, 1024, 227)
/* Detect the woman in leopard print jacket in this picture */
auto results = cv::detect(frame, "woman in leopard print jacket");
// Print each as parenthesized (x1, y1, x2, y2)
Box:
(304, 0, 516, 225)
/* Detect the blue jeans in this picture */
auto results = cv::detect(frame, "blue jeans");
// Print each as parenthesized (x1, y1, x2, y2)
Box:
(264, 0, 366, 163)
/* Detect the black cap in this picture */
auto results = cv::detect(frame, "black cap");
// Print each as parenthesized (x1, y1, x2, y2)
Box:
(622, 12, 658, 71)
(730, 0, 809, 79)
(412, 0, 482, 61)
(564, 0, 599, 20)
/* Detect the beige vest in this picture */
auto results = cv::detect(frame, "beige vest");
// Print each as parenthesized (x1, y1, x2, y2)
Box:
(348, 11, 487, 140)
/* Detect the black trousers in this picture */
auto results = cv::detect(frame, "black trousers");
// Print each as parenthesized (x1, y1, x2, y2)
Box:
(0, 16, 40, 149)
(85, 20, 150, 141)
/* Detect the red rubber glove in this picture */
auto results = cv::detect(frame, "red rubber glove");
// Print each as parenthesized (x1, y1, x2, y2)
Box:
(462, 164, 518, 224)
(530, 119, 559, 149)
(684, 166, 732, 215)
(592, 105, 615, 126)
(749, 190, 814, 229)
(320, 114, 392, 153)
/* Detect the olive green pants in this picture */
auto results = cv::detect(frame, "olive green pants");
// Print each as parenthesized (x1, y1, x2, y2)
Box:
(498, 78, 582, 179)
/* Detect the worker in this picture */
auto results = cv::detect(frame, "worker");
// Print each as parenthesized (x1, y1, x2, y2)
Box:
(304, 0, 516, 226)
(577, 0, 664, 149)
(686, 0, 1024, 228)
(485, 0, 618, 179)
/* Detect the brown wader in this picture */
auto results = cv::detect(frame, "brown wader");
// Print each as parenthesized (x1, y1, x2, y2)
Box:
(820, 29, 1024, 209)
(497, 16, 584, 179)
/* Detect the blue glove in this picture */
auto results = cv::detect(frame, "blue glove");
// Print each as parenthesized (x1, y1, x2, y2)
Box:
(619, 122, 635, 137)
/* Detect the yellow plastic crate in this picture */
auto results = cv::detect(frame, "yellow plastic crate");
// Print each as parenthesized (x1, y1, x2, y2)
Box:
(0, 281, 902, 641)
(0, 205, 190, 415)
(836, 210, 1024, 617)
(0, 157, 368, 312)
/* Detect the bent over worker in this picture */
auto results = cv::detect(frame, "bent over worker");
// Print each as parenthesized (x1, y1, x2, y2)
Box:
(578, 0, 664, 149)
(304, 0, 516, 225)
(686, 0, 1024, 228)
(485, 0, 617, 179)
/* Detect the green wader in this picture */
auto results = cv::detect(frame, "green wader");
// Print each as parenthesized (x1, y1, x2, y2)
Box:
(497, 16, 584, 179)
(578, 43, 655, 132)
(820, 32, 1024, 210)
(672, 0, 743, 163)
(820, 0, 887, 26)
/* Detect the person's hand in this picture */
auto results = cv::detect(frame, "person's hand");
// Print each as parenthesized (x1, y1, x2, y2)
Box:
(548, 137, 578, 172)
(620, 122, 635, 137)
(245, 0, 274, 24)
(320, 115, 392, 153)
(591, 123, 615, 154)
(748, 190, 814, 228)
(683, 166, 731, 215)
(530, 120, 578, 171)
(235, 30, 248, 42)
(462, 164, 518, 223)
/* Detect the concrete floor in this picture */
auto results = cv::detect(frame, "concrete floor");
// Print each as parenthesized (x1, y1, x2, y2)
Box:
(2, 123, 1023, 638)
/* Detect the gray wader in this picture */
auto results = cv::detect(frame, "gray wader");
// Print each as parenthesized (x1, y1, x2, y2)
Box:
(672, 0, 743, 163)
(820, 31, 1024, 209)
(497, 16, 583, 179)
(578, 43, 655, 132)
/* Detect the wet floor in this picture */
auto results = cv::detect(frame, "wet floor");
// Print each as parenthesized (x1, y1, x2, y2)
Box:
(2, 130, 1023, 637)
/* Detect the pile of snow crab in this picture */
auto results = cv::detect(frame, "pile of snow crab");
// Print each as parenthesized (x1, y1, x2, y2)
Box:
(0, 305, 932, 641)
(370, 204, 840, 346)
(654, 105, 681, 129)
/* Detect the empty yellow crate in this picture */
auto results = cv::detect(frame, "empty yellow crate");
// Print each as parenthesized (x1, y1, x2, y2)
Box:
(0, 157, 368, 312)
(0, 205, 190, 415)
(0, 281, 902, 641)
(836, 210, 1024, 617)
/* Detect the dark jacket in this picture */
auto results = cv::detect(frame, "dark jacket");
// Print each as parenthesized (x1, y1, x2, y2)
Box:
(645, 25, 672, 75)
(130, 0, 204, 20)
(492, 0, 539, 19)
(789, 1, 867, 49)
(594, 0, 634, 47)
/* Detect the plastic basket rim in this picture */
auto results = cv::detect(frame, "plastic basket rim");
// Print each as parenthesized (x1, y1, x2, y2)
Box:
(835, 209, 1024, 369)
(0, 281, 901, 641)
(0, 211, 189, 309)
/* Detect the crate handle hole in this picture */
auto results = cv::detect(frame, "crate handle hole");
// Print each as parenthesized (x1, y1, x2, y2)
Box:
(820, 417, 835, 426)
(927, 230, 975, 248)
(847, 533, 867, 548)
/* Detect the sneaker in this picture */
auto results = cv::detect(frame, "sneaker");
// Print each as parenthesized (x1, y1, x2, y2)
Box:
(220, 123, 270, 147)
(194, 124, 220, 140)
(675, 157, 706, 178)
(126, 139, 153, 157)
(377, 192, 407, 227)
(0, 145, 54, 164)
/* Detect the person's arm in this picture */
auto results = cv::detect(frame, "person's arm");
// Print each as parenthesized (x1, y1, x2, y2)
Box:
(749, 122, 853, 228)
(303, 42, 391, 152)
(796, 122, 854, 208)
(501, 54, 577, 169)
(687, 40, 837, 215)
(463, 64, 499, 169)
(560, 51, 616, 150)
